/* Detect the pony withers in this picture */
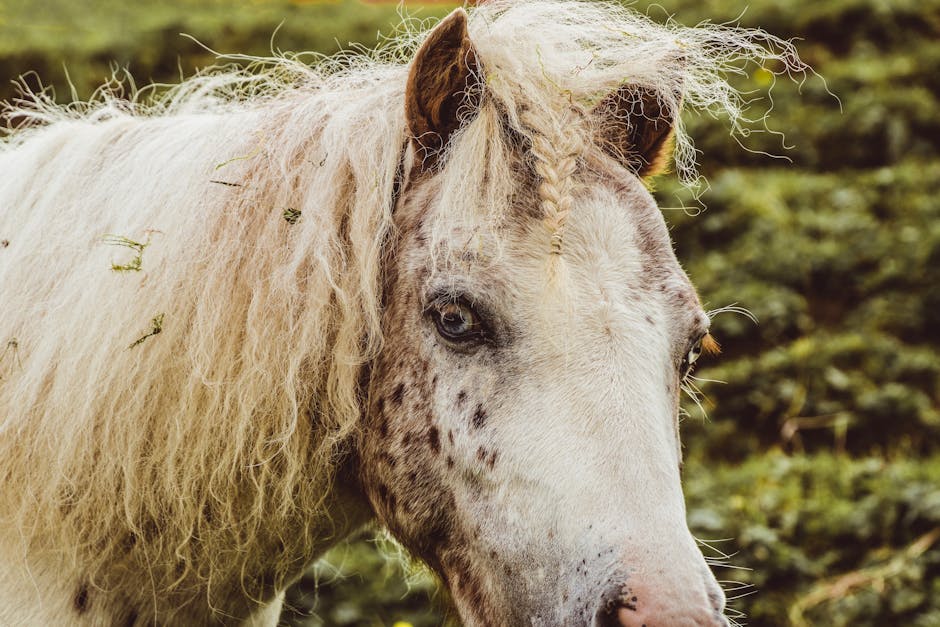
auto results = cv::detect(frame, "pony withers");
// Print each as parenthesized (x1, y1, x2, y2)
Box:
(0, 1, 805, 624)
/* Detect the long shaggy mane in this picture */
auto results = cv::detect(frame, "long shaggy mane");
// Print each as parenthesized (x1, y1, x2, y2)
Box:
(0, 0, 805, 611)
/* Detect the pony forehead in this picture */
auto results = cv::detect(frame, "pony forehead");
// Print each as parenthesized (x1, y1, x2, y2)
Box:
(411, 161, 666, 281)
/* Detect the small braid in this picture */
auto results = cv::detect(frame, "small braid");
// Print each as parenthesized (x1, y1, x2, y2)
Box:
(520, 108, 585, 255)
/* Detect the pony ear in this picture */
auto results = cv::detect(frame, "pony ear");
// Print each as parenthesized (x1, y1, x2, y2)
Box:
(405, 8, 482, 166)
(593, 85, 677, 178)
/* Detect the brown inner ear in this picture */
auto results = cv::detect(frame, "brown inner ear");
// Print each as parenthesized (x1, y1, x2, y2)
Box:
(594, 85, 676, 178)
(405, 9, 481, 166)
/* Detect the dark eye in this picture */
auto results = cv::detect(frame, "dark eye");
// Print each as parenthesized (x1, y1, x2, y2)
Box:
(680, 333, 719, 380)
(679, 341, 699, 380)
(429, 298, 488, 346)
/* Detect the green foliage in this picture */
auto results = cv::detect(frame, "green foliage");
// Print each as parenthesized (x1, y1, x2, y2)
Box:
(3, 0, 938, 624)
(684, 452, 940, 625)
(664, 160, 940, 459)
(0, 0, 454, 104)
(282, 531, 452, 627)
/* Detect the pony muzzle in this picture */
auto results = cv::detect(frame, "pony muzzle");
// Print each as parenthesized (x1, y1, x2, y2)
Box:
(594, 562, 728, 627)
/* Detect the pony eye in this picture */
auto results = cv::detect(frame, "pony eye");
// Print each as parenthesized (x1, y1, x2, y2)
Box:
(680, 333, 719, 380)
(679, 340, 701, 380)
(687, 340, 703, 366)
(430, 299, 487, 345)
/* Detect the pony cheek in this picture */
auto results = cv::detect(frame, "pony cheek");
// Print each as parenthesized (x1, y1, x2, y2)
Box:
(359, 404, 446, 537)
(363, 458, 463, 574)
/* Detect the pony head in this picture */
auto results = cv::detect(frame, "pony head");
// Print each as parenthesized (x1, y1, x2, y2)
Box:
(357, 4, 774, 624)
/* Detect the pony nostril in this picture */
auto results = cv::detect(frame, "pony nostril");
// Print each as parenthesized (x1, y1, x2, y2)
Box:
(595, 602, 730, 627)
(595, 605, 648, 627)
(594, 604, 629, 627)
(594, 599, 728, 627)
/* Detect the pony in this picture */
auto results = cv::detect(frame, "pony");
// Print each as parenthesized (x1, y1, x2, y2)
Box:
(0, 1, 804, 624)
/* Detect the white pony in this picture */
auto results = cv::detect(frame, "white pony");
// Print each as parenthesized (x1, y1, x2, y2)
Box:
(0, 1, 803, 624)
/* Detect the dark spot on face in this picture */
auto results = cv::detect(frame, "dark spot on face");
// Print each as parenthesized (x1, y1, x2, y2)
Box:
(476, 446, 486, 461)
(447, 429, 455, 445)
(74, 583, 90, 613)
(428, 426, 441, 454)
(487, 451, 497, 469)
(472, 404, 487, 429)
(379, 416, 389, 437)
(446, 456, 455, 468)
(432, 374, 439, 386)
(390, 383, 406, 406)
(457, 390, 467, 405)
(1, 240, 8, 248)
(644, 315, 654, 325)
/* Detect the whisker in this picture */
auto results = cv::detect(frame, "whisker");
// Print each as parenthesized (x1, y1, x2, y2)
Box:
(696, 538, 734, 559)
(690, 374, 727, 386)
(709, 563, 753, 573)
(680, 382, 709, 420)
(726, 589, 759, 601)
(706, 303, 759, 324)
(718, 581, 755, 591)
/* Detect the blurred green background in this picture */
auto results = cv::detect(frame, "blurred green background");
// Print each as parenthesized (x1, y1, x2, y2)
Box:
(3, 0, 938, 625)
